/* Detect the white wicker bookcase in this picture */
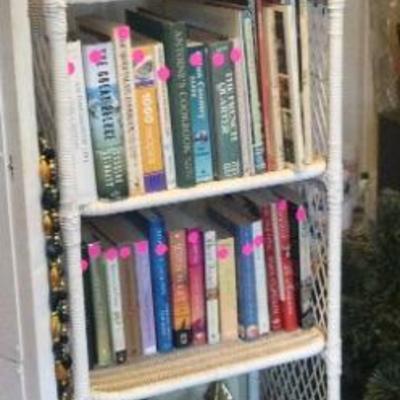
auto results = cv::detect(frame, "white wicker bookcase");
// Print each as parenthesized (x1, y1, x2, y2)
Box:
(28, 0, 345, 399)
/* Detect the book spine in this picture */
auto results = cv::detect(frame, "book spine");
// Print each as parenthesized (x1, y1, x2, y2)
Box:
(67, 41, 97, 205)
(261, 205, 283, 331)
(252, 220, 270, 335)
(204, 230, 220, 345)
(208, 41, 242, 179)
(236, 225, 259, 340)
(81, 245, 97, 369)
(242, 12, 267, 174)
(88, 242, 112, 367)
(186, 228, 206, 345)
(217, 237, 238, 341)
(104, 248, 127, 364)
(187, 45, 214, 183)
(256, 0, 276, 171)
(168, 230, 192, 348)
(112, 26, 144, 195)
(263, 7, 285, 170)
(82, 42, 129, 200)
(132, 43, 166, 193)
(231, 36, 254, 177)
(118, 244, 141, 358)
(155, 42, 177, 189)
(134, 241, 157, 355)
(148, 218, 173, 352)
(276, 200, 299, 331)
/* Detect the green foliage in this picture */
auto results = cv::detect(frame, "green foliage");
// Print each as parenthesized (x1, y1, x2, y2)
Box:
(342, 190, 400, 400)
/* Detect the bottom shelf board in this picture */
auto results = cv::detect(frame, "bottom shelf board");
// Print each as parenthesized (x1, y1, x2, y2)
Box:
(90, 327, 325, 400)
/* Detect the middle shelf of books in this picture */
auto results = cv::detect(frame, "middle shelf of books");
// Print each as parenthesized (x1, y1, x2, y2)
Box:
(30, 0, 336, 399)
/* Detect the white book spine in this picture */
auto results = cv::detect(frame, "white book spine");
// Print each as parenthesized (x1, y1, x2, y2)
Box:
(282, 5, 305, 169)
(263, 7, 285, 170)
(232, 37, 254, 176)
(299, 0, 313, 164)
(252, 220, 270, 335)
(113, 29, 144, 195)
(66, 41, 97, 205)
(105, 252, 127, 358)
(204, 230, 220, 345)
(155, 42, 177, 190)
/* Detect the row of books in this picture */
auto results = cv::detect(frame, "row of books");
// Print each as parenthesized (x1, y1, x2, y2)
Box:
(68, 0, 315, 204)
(81, 185, 317, 369)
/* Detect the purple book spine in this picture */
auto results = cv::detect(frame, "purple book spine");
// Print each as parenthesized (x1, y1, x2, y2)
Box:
(134, 240, 157, 355)
(144, 172, 167, 193)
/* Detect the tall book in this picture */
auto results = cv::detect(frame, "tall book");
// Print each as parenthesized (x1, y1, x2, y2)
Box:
(80, 243, 97, 369)
(89, 216, 142, 358)
(163, 0, 261, 175)
(128, 210, 173, 352)
(187, 43, 214, 183)
(78, 17, 143, 195)
(81, 40, 129, 199)
(154, 42, 177, 189)
(67, 40, 97, 205)
(126, 10, 195, 187)
(208, 201, 259, 340)
(84, 237, 112, 366)
(188, 27, 242, 179)
(131, 34, 167, 192)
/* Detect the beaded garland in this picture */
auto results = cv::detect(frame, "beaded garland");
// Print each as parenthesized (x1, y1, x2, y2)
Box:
(39, 137, 73, 400)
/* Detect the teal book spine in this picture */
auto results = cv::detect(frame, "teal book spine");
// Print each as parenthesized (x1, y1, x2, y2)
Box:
(82, 42, 129, 200)
(187, 45, 214, 183)
(126, 11, 195, 187)
(208, 41, 242, 179)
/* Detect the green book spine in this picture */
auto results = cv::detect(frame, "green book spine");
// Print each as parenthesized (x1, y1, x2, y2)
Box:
(82, 42, 129, 200)
(88, 242, 112, 367)
(208, 41, 242, 179)
(126, 11, 195, 187)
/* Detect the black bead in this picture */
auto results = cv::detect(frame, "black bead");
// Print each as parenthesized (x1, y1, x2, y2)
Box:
(46, 237, 63, 259)
(57, 300, 69, 323)
(42, 186, 59, 210)
(43, 147, 56, 160)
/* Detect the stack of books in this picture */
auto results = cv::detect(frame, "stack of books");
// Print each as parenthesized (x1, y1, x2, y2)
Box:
(81, 184, 317, 370)
(68, 0, 314, 204)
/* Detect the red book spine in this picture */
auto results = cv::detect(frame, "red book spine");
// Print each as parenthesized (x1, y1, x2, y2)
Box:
(186, 228, 207, 345)
(276, 199, 299, 331)
(261, 205, 283, 331)
(256, 0, 276, 171)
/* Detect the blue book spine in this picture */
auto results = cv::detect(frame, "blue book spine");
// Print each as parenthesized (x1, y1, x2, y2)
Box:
(236, 225, 259, 340)
(187, 45, 214, 183)
(147, 215, 173, 352)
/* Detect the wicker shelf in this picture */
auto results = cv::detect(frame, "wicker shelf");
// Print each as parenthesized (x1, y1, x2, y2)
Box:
(90, 327, 325, 400)
(81, 159, 326, 217)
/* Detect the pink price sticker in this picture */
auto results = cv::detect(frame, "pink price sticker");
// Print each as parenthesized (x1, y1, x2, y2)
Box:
(278, 199, 288, 212)
(296, 205, 307, 222)
(80, 259, 89, 273)
(230, 47, 243, 64)
(132, 49, 145, 64)
(136, 241, 148, 255)
(105, 248, 118, 262)
(253, 235, 264, 248)
(119, 246, 132, 260)
(157, 66, 171, 82)
(242, 243, 254, 256)
(188, 230, 200, 245)
(88, 244, 101, 260)
(212, 52, 225, 68)
(189, 51, 203, 67)
(117, 26, 130, 41)
(67, 61, 75, 76)
(89, 50, 102, 65)
(217, 246, 229, 261)
(155, 243, 168, 256)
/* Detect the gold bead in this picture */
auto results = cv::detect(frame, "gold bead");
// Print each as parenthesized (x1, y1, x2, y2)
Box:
(55, 361, 69, 381)
(39, 157, 52, 184)
(42, 211, 53, 236)
(50, 265, 61, 288)
(51, 313, 61, 342)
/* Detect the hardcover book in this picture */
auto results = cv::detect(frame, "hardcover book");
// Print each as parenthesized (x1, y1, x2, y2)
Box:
(78, 17, 143, 195)
(126, 10, 195, 187)
(131, 34, 167, 192)
(81, 40, 129, 200)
